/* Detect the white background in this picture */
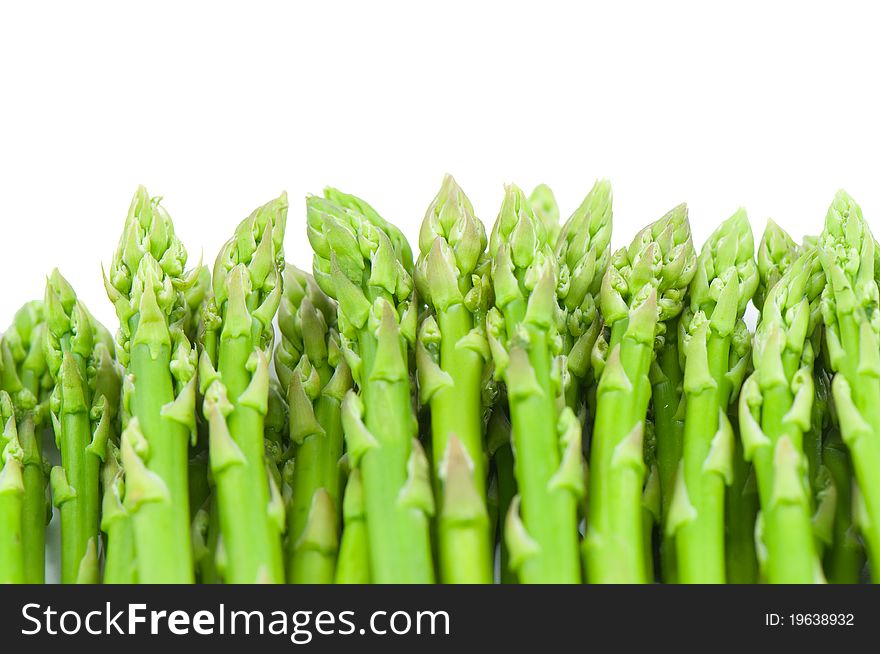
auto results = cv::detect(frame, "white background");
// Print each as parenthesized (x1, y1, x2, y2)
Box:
(2, 1, 879, 330)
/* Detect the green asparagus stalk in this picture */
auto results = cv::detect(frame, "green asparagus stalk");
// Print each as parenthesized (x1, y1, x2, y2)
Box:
(1, 302, 51, 583)
(191, 496, 221, 584)
(486, 184, 585, 583)
(722, 335, 758, 585)
(725, 220, 798, 583)
(805, 361, 835, 563)
(45, 271, 117, 583)
(486, 402, 516, 583)
(276, 264, 351, 584)
(821, 432, 865, 583)
(812, 311, 862, 583)
(414, 175, 492, 584)
(334, 468, 371, 584)
(104, 186, 199, 583)
(198, 194, 288, 584)
(101, 441, 137, 583)
(817, 190, 880, 580)
(307, 189, 434, 584)
(670, 210, 757, 583)
(0, 393, 25, 583)
(650, 315, 684, 582)
(639, 420, 659, 583)
(739, 248, 825, 583)
(185, 264, 217, 584)
(586, 203, 696, 583)
(724, 452, 759, 585)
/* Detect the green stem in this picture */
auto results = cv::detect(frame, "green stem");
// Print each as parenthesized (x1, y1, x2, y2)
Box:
(433, 305, 485, 493)
(642, 500, 656, 582)
(289, 488, 338, 584)
(103, 518, 137, 583)
(676, 335, 730, 583)
(822, 436, 864, 584)
(651, 336, 683, 583)
(358, 328, 434, 584)
(288, 392, 343, 583)
(756, 383, 816, 583)
(82, 449, 101, 583)
(129, 342, 194, 583)
(840, 413, 880, 579)
(725, 434, 759, 584)
(494, 440, 517, 584)
(832, 311, 880, 579)
(215, 336, 283, 583)
(431, 303, 491, 584)
(507, 327, 581, 583)
(292, 546, 336, 584)
(335, 470, 371, 584)
(58, 409, 91, 583)
(199, 495, 221, 584)
(0, 481, 24, 584)
(18, 416, 46, 583)
(587, 320, 653, 583)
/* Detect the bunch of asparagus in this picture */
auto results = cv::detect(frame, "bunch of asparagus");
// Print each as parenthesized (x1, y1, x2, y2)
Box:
(1, 181, 878, 584)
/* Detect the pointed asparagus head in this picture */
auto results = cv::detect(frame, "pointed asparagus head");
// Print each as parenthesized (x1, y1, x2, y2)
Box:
(488, 183, 570, 359)
(210, 192, 288, 352)
(44, 269, 113, 383)
(307, 190, 414, 343)
(415, 175, 487, 311)
(688, 208, 758, 335)
(755, 219, 798, 312)
(275, 264, 338, 390)
(819, 190, 876, 297)
(1, 301, 48, 401)
(529, 183, 561, 243)
(105, 186, 198, 360)
(601, 203, 696, 335)
(556, 179, 613, 312)
(755, 248, 825, 373)
(324, 187, 414, 273)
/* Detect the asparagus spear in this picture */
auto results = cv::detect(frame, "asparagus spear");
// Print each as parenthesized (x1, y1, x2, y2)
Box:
(101, 441, 136, 583)
(45, 271, 117, 583)
(276, 264, 351, 584)
(529, 184, 561, 244)
(104, 186, 199, 583)
(191, 496, 221, 584)
(307, 189, 434, 583)
(414, 175, 492, 584)
(586, 203, 696, 583)
(739, 248, 825, 582)
(650, 315, 684, 582)
(486, 185, 584, 583)
(486, 403, 516, 583)
(754, 220, 799, 313)
(670, 210, 757, 583)
(817, 190, 880, 580)
(198, 194, 288, 583)
(821, 432, 865, 583)
(726, 220, 798, 583)
(1, 302, 51, 583)
(334, 468, 371, 584)
(0, 392, 25, 583)
(555, 181, 613, 417)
